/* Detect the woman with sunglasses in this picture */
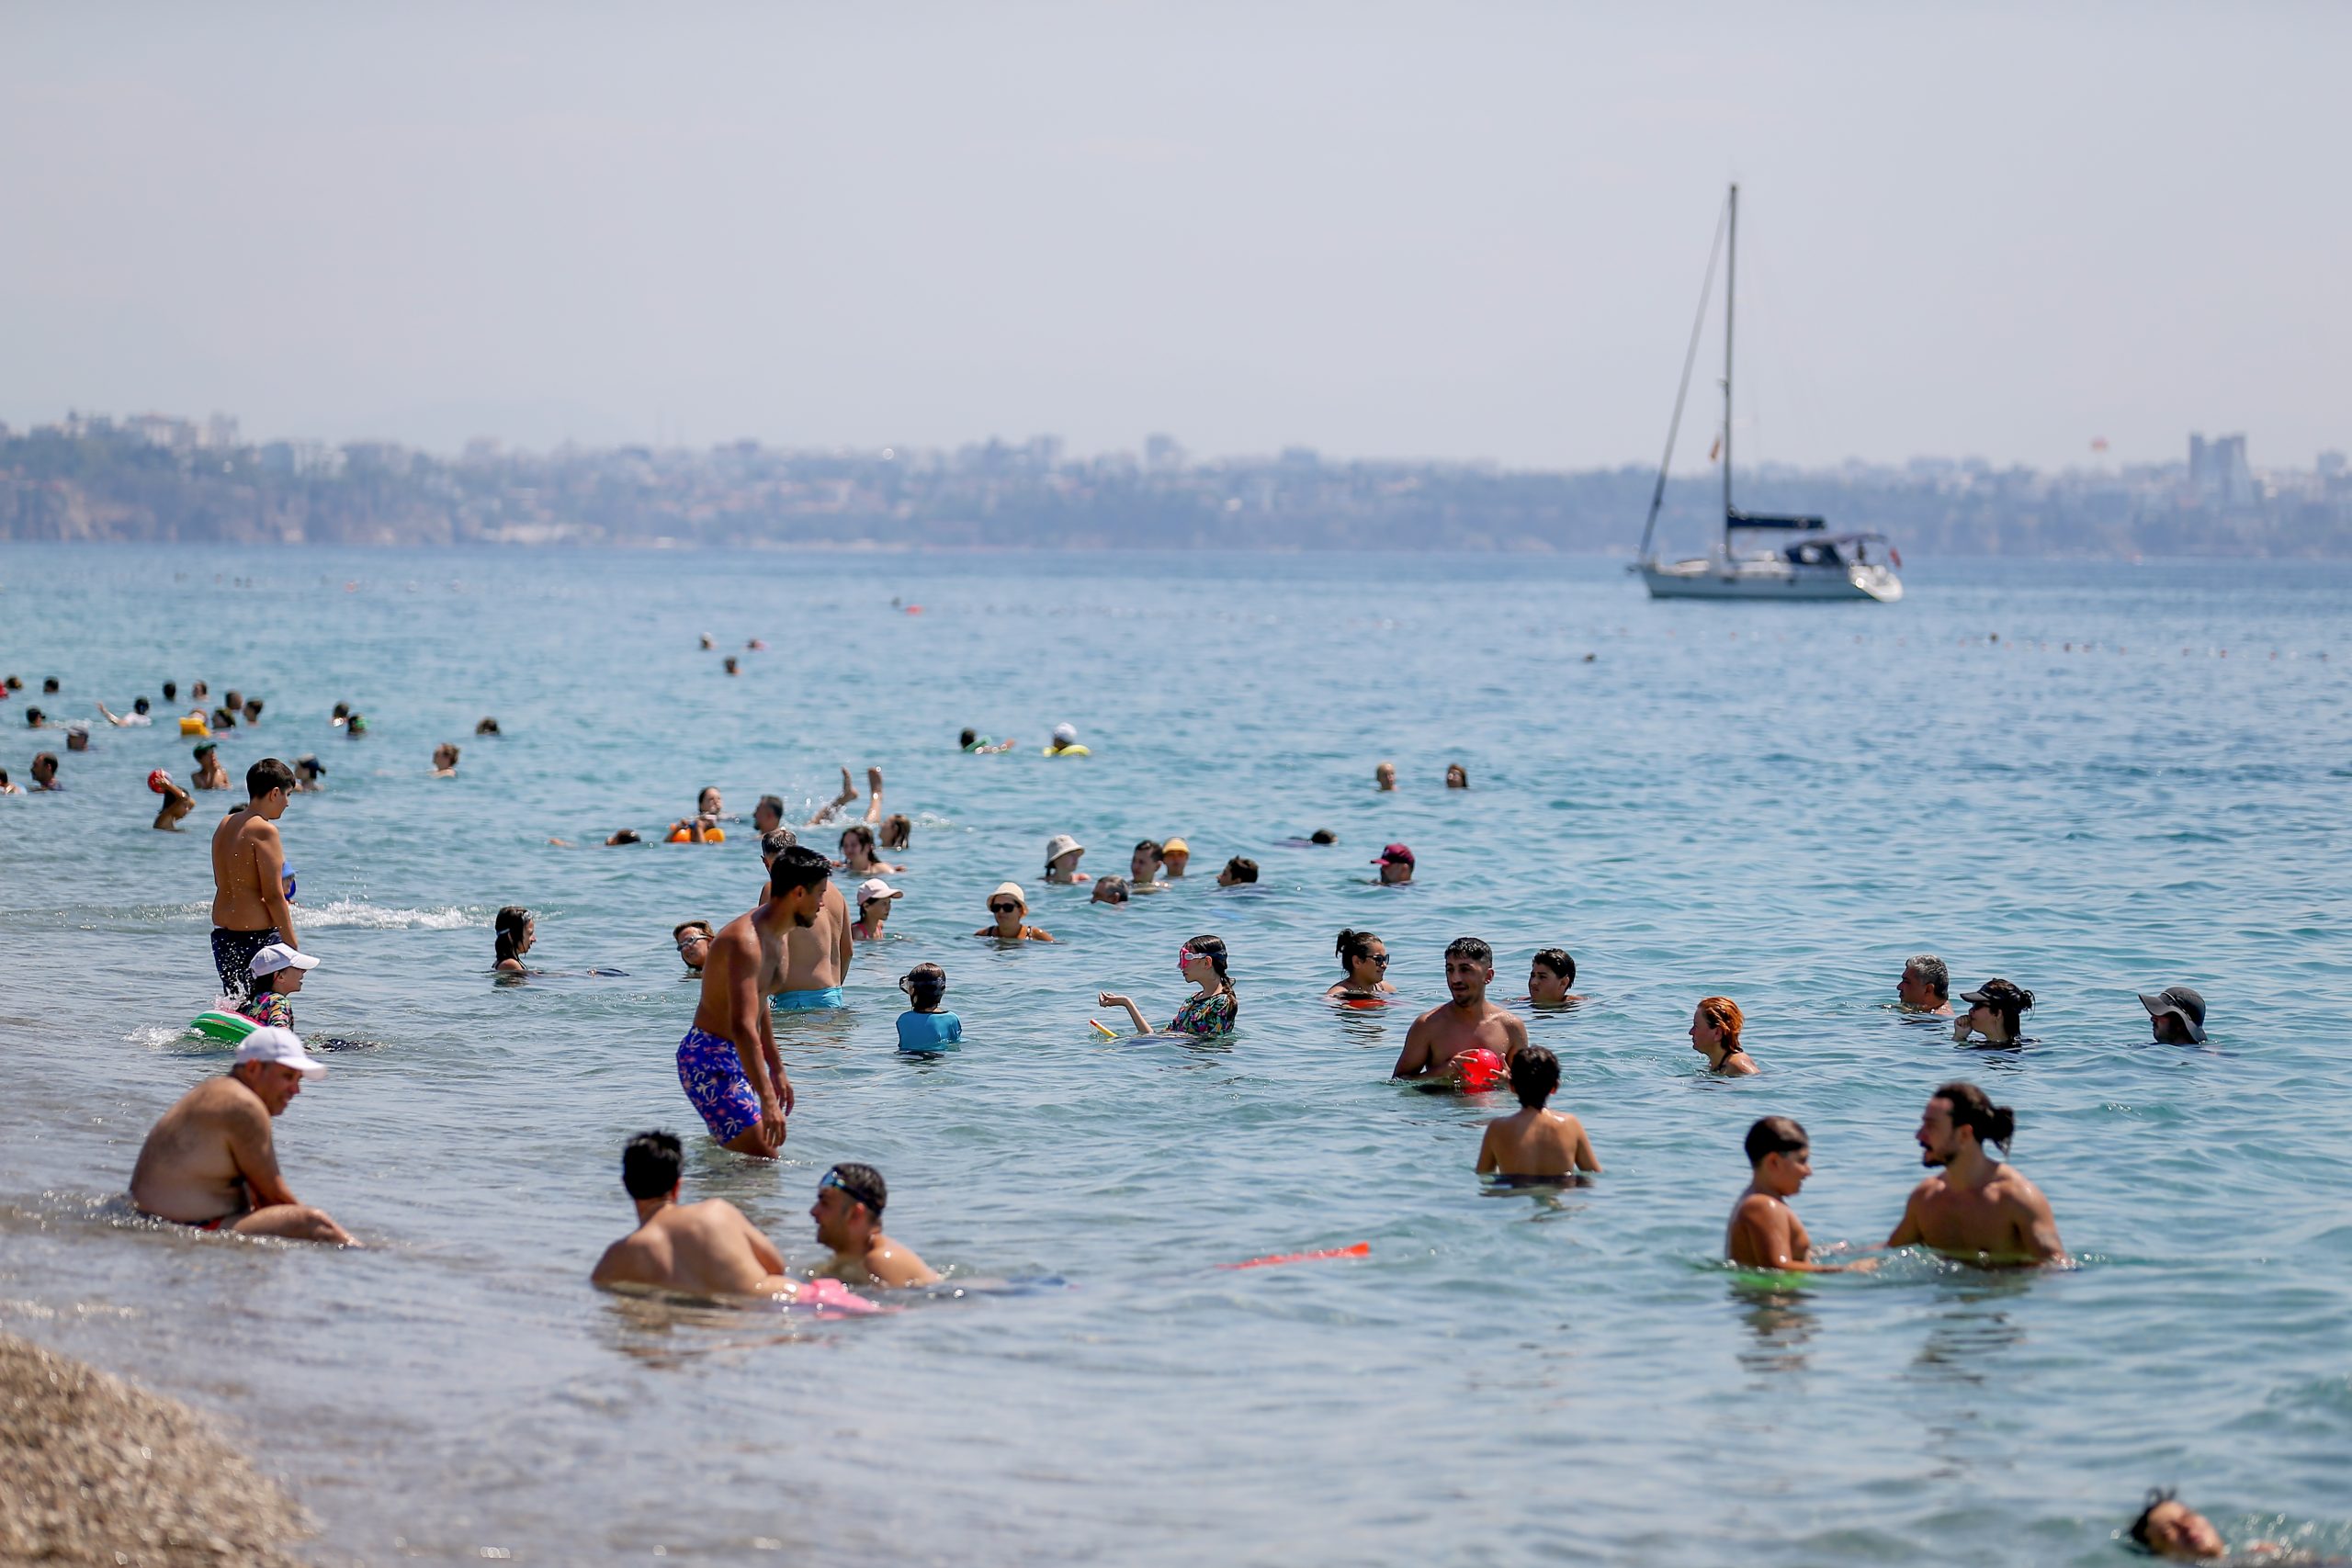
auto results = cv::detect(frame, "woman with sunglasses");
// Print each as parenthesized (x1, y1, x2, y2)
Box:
(1327, 929, 1395, 1000)
(1099, 934, 1238, 1037)
(975, 883, 1055, 942)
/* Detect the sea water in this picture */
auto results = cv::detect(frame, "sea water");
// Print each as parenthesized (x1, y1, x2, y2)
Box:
(1, 545, 2346, 1566)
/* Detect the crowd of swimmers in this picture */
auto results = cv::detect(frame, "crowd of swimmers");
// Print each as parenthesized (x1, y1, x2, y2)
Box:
(1, 668, 2267, 1556)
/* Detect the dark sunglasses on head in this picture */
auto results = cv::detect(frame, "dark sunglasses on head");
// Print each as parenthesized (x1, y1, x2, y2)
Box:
(990, 901, 1020, 914)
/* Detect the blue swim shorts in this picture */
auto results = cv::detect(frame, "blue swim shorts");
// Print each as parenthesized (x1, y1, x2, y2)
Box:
(676, 1024, 763, 1145)
(770, 987, 844, 1011)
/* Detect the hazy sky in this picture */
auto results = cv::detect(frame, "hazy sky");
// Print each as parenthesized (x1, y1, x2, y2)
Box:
(5, 3, 2346, 469)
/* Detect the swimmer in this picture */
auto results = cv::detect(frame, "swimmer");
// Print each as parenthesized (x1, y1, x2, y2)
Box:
(1445, 762, 1469, 789)
(127, 1027, 355, 1244)
(1725, 1117, 1873, 1273)
(236, 942, 318, 1032)
(161, 681, 177, 704)
(839, 823, 902, 875)
(151, 771, 195, 831)
(752, 794, 786, 834)
(809, 1163, 940, 1287)
(2126, 1490, 2287, 1562)
(853, 877, 901, 938)
(211, 705, 237, 732)
(1372, 842, 1415, 885)
(1952, 977, 2033, 1045)
(804, 766, 865, 826)
(1043, 833, 1091, 884)
(64, 722, 91, 752)
(673, 919, 714, 973)
(678, 846, 829, 1156)
(96, 697, 154, 727)
(209, 760, 300, 993)
(976, 883, 1054, 942)
(1374, 761, 1396, 792)
(190, 680, 209, 705)
(1044, 721, 1089, 757)
(223, 688, 243, 716)
(242, 697, 263, 726)
(1308, 829, 1337, 845)
(761, 837, 851, 1006)
(292, 754, 325, 792)
(2140, 985, 2208, 1044)
(1527, 948, 1581, 1008)
(0, 767, 17, 795)
(958, 727, 1016, 754)
(474, 716, 501, 736)
(1098, 933, 1238, 1037)
(894, 964, 961, 1052)
(29, 751, 62, 790)
(345, 713, 368, 737)
(1897, 953, 1953, 1015)
(723, 655, 740, 675)
(605, 829, 642, 845)
(191, 742, 230, 791)
(1476, 1046, 1601, 1179)
(1690, 997, 1758, 1075)
(431, 742, 460, 777)
(1159, 836, 1191, 877)
(879, 813, 912, 852)
(590, 1131, 800, 1299)
(1091, 875, 1132, 906)
(1327, 929, 1396, 999)
(698, 785, 729, 821)
(493, 906, 537, 973)
(666, 813, 722, 843)
(1885, 1081, 2067, 1265)
(1392, 938, 1528, 1080)
(1216, 856, 1259, 886)
(1129, 840, 1165, 886)
(330, 702, 349, 728)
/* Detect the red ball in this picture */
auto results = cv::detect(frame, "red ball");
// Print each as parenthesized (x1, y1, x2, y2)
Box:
(147, 769, 170, 794)
(1453, 1047, 1508, 1093)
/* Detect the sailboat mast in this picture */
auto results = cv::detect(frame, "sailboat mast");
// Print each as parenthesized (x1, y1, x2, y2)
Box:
(1723, 182, 1736, 532)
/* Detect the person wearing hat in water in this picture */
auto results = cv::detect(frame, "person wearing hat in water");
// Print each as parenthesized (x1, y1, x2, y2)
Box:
(190, 741, 230, 791)
(977, 883, 1054, 942)
(1043, 722, 1090, 757)
(1159, 837, 1192, 878)
(293, 754, 326, 792)
(2140, 986, 2207, 1044)
(810, 1162, 940, 1287)
(238, 942, 320, 1032)
(1885, 1081, 2066, 1266)
(852, 878, 902, 939)
(1952, 977, 2034, 1045)
(1374, 843, 1415, 885)
(127, 1026, 355, 1243)
(1043, 833, 1091, 884)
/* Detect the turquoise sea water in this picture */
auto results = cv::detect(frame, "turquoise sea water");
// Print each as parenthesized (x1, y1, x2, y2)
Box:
(2, 545, 2348, 1566)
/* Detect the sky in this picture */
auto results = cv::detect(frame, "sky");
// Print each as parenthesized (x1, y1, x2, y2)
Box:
(3, 3, 2346, 470)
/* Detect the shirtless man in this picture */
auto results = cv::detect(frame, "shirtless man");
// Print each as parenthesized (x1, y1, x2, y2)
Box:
(758, 828, 854, 992)
(1475, 1046, 1600, 1179)
(190, 741, 231, 790)
(1886, 1081, 2068, 1266)
(127, 1027, 354, 1243)
(1726, 1116, 1873, 1273)
(808, 1163, 940, 1287)
(676, 845, 831, 1156)
(209, 758, 300, 995)
(1392, 937, 1530, 1080)
(591, 1131, 797, 1298)
(1896, 953, 1953, 1016)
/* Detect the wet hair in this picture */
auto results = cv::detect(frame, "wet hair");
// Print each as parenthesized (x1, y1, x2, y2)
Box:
(672, 919, 713, 943)
(295, 754, 322, 780)
(474, 716, 500, 736)
(1968, 977, 2034, 1037)
(958, 728, 978, 748)
(1531, 948, 1577, 987)
(841, 823, 876, 855)
(1696, 996, 1745, 1056)
(243, 698, 262, 720)
(435, 742, 460, 768)
(1133, 839, 1162, 860)
(493, 906, 535, 964)
(212, 707, 236, 730)
(1510, 1044, 1560, 1109)
(768, 843, 832, 898)
(759, 826, 797, 861)
(29, 752, 57, 778)
(0, 770, 8, 787)
(246, 757, 296, 799)
(879, 813, 911, 851)
(621, 1130, 684, 1200)
(1093, 875, 1132, 903)
(1932, 1080, 2017, 1152)
(132, 696, 151, 715)
(901, 963, 946, 1009)
(1905, 953, 1950, 1000)
(754, 794, 786, 825)
(1335, 929, 1383, 970)
(1444, 936, 1493, 965)
(1309, 829, 1336, 844)
(1222, 856, 1259, 885)
(1744, 1115, 1809, 1167)
(332, 702, 349, 719)
(825, 1161, 888, 1218)
(1183, 933, 1233, 988)
(1445, 763, 1469, 787)
(608, 829, 642, 845)
(162, 682, 177, 701)
(223, 689, 243, 711)
(42, 677, 61, 694)
(2127, 1489, 2177, 1551)
(23, 707, 43, 727)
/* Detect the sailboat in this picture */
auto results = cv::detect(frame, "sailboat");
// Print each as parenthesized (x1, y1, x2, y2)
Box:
(1634, 185, 1903, 603)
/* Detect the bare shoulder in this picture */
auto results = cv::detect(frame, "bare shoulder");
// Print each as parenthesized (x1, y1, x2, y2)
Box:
(1408, 1004, 1445, 1033)
(1494, 1007, 1530, 1043)
(1906, 1172, 1947, 1203)
(1994, 1166, 2052, 1210)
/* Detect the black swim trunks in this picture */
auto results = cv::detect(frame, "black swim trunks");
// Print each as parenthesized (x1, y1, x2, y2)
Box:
(211, 926, 280, 995)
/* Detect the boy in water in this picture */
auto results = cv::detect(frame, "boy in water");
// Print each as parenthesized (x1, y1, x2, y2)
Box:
(808, 1163, 940, 1286)
(1475, 1046, 1600, 1180)
(1726, 1117, 1876, 1273)
(1527, 948, 1580, 1008)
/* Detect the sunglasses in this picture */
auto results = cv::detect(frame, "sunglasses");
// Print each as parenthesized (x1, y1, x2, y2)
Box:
(990, 901, 1021, 914)
(674, 934, 708, 950)
(1366, 953, 1389, 966)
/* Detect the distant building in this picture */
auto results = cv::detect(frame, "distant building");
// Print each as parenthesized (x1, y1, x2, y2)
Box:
(1144, 433, 1188, 472)
(2188, 432, 2253, 505)
(202, 413, 241, 449)
(2319, 450, 2346, 478)
(127, 413, 198, 451)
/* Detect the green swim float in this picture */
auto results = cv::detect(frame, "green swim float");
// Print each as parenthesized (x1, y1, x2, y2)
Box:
(187, 1010, 256, 1045)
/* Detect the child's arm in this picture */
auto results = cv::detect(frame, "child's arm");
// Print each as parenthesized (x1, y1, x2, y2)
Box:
(1572, 1118, 1602, 1174)
(1475, 1123, 1498, 1175)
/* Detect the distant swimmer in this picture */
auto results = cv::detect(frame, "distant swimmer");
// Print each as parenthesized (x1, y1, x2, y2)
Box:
(976, 883, 1054, 942)
(1374, 761, 1396, 792)
(2125, 1489, 2299, 1562)
(96, 697, 154, 727)
(1159, 837, 1192, 878)
(1897, 953, 1953, 1016)
(1391, 938, 1527, 1081)
(805, 766, 863, 826)
(150, 770, 195, 831)
(590, 1131, 800, 1300)
(810, 1163, 941, 1287)
(1445, 762, 1469, 789)
(1690, 996, 1758, 1076)
(1372, 843, 1414, 885)
(29, 751, 62, 790)
(1216, 856, 1259, 886)
(209, 759, 300, 994)
(293, 755, 326, 792)
(853, 878, 901, 938)
(767, 841, 851, 1010)
(752, 794, 786, 835)
(839, 823, 901, 875)
(879, 813, 912, 852)
(1725, 1117, 1873, 1273)
(1476, 1046, 1601, 1180)
(2140, 985, 2208, 1044)
(128, 1027, 355, 1244)
(190, 742, 230, 791)
(959, 727, 1016, 754)
(1885, 1081, 2067, 1266)
(493, 906, 537, 974)
(673, 919, 714, 973)
(0, 767, 18, 795)
(330, 701, 349, 728)
(474, 716, 500, 736)
(1952, 977, 2033, 1045)
(1327, 929, 1396, 1000)
(431, 742, 460, 777)
(1043, 833, 1091, 885)
(1043, 722, 1089, 757)
(677, 847, 830, 1156)
(1128, 840, 1165, 886)
(1091, 875, 1132, 906)
(895, 963, 962, 1052)
(236, 942, 318, 1032)
(1526, 948, 1581, 1008)
(21, 705, 49, 728)
(1099, 933, 1239, 1037)
(667, 814, 723, 844)
(242, 697, 263, 726)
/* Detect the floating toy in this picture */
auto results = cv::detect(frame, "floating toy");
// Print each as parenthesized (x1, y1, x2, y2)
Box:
(1088, 1019, 1119, 1039)
(177, 716, 209, 737)
(1218, 1242, 1370, 1271)
(1452, 1047, 1508, 1093)
(147, 769, 170, 794)
(187, 1010, 256, 1045)
(665, 827, 727, 844)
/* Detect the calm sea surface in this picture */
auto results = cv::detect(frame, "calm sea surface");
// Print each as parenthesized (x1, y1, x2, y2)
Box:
(2, 545, 2347, 1566)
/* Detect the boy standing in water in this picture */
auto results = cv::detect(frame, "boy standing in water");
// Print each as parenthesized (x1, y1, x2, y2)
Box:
(1475, 1046, 1601, 1179)
(1726, 1116, 1875, 1273)
(676, 846, 829, 1156)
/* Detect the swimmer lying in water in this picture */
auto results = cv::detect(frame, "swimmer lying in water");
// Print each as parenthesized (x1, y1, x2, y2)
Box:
(808, 1163, 940, 1287)
(593, 1131, 871, 1309)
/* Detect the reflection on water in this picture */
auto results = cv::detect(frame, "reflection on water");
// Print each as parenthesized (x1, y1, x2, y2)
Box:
(1733, 1281, 1820, 1377)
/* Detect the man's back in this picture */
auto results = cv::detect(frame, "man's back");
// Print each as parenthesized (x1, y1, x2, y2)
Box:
(1479, 1107, 1595, 1177)
(130, 1077, 266, 1222)
(594, 1200, 789, 1297)
(209, 808, 273, 927)
(777, 885, 850, 992)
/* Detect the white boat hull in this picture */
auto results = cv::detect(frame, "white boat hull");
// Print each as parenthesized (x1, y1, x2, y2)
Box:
(1639, 558, 1902, 603)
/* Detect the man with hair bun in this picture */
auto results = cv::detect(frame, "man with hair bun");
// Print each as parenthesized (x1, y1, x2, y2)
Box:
(1886, 1081, 2067, 1265)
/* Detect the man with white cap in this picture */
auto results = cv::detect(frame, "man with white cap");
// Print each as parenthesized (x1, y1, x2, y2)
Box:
(1043, 722, 1090, 757)
(129, 1027, 356, 1243)
(852, 878, 902, 940)
(237, 941, 319, 1032)
(2139, 985, 2208, 1044)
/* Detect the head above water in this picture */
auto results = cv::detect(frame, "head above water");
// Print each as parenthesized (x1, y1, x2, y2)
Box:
(1182, 933, 1232, 986)
(1925, 1081, 2017, 1162)
(752, 795, 786, 832)
(1899, 953, 1950, 1007)
(621, 1130, 684, 1201)
(767, 844, 832, 906)
(820, 1161, 887, 1222)
(959, 727, 978, 749)
(1091, 875, 1131, 905)
(494, 906, 536, 964)
(1744, 1115, 1809, 1168)
(1509, 1044, 1559, 1110)
(246, 756, 295, 804)
(1960, 977, 2034, 1040)
(879, 813, 911, 851)
(1335, 928, 1386, 977)
(899, 963, 946, 1010)
(1691, 997, 1745, 1061)
(2139, 985, 2207, 1044)
(1530, 948, 1577, 1000)
(2128, 1488, 2227, 1561)
(1445, 762, 1468, 788)
(1218, 856, 1258, 886)
(840, 823, 877, 859)
(1443, 937, 1494, 1002)
(697, 786, 722, 816)
(759, 826, 797, 863)
(1308, 828, 1337, 845)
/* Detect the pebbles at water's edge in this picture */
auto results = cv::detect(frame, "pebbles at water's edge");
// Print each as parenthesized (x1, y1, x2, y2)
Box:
(0, 1332, 311, 1567)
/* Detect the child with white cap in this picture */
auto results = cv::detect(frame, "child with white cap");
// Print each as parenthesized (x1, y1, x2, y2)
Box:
(239, 942, 320, 1032)
(853, 878, 902, 940)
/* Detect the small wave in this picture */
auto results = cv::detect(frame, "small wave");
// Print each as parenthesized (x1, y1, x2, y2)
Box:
(299, 899, 484, 931)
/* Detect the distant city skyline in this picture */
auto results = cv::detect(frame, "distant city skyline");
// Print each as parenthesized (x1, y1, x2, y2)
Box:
(4, 5, 2347, 471)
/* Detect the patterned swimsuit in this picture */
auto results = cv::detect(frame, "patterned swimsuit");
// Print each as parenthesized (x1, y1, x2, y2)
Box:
(1169, 989, 1238, 1036)
(677, 1025, 767, 1145)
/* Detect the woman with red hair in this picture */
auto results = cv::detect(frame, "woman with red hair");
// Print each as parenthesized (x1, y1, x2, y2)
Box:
(1690, 996, 1758, 1076)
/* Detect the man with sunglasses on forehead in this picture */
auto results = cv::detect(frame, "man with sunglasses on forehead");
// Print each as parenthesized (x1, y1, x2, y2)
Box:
(1392, 937, 1529, 1083)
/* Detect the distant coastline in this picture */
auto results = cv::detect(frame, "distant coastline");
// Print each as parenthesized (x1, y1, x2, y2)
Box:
(6, 411, 2346, 558)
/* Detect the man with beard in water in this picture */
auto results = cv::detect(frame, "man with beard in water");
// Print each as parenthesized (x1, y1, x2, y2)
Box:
(675, 845, 831, 1156)
(1885, 1081, 2067, 1265)
(1391, 937, 1529, 1085)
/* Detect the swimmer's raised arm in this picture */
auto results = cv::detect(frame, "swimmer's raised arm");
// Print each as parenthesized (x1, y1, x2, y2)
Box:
(1098, 992, 1151, 1035)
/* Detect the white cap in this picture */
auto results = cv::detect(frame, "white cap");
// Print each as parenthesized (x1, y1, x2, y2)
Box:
(1045, 833, 1084, 862)
(1052, 722, 1078, 745)
(856, 878, 902, 907)
(248, 942, 320, 979)
(232, 1026, 326, 1079)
